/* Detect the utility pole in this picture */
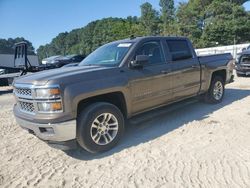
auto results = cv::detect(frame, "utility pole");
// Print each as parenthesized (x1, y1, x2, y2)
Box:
(231, 0, 237, 57)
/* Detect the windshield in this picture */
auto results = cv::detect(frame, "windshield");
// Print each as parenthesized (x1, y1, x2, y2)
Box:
(79, 42, 133, 67)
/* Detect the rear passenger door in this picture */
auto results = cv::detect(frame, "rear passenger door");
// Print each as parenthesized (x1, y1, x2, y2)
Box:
(166, 39, 200, 100)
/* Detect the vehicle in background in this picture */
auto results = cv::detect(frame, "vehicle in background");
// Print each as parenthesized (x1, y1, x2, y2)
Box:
(64, 54, 85, 63)
(0, 69, 4, 75)
(13, 36, 234, 153)
(0, 43, 85, 86)
(0, 69, 7, 86)
(0, 42, 41, 85)
(41, 55, 63, 65)
(62, 62, 79, 68)
(48, 54, 85, 68)
(42, 54, 85, 68)
(235, 49, 250, 76)
(0, 68, 22, 86)
(242, 45, 250, 52)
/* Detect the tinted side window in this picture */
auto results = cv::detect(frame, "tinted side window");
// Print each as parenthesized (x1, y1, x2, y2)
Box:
(135, 41, 164, 64)
(166, 40, 192, 61)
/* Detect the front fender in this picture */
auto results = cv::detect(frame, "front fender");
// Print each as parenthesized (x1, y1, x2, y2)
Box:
(64, 78, 131, 119)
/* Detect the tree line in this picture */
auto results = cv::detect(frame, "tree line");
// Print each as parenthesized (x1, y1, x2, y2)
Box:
(0, 37, 35, 55)
(1, 0, 250, 61)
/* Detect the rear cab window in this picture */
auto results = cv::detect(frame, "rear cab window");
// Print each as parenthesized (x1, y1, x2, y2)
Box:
(166, 40, 193, 61)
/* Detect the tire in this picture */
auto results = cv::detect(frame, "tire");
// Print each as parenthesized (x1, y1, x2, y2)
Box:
(0, 78, 9, 86)
(204, 76, 225, 104)
(237, 73, 243, 77)
(76, 102, 125, 153)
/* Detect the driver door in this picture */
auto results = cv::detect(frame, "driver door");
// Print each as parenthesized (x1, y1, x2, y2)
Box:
(128, 40, 173, 114)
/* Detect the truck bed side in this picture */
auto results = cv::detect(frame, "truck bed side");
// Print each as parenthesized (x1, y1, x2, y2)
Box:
(198, 53, 234, 93)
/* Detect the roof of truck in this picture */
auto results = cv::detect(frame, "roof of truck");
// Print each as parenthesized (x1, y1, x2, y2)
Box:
(112, 36, 188, 44)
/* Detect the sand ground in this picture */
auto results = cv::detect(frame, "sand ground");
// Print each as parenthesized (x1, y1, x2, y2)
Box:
(0, 76, 250, 188)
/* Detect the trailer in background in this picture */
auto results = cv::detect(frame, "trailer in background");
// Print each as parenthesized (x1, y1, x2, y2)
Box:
(0, 42, 40, 86)
(0, 54, 39, 68)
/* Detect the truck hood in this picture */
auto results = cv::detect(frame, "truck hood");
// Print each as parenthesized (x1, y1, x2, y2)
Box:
(238, 49, 250, 56)
(14, 65, 111, 86)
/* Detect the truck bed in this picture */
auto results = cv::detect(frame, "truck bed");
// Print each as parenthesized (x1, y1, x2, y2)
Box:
(198, 53, 233, 65)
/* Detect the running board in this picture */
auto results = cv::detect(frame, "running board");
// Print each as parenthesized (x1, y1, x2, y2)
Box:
(129, 97, 198, 125)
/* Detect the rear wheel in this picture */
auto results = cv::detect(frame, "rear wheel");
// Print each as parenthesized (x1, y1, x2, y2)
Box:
(77, 102, 124, 153)
(204, 76, 225, 104)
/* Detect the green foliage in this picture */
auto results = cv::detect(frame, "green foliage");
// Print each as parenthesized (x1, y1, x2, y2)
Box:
(36, 0, 250, 60)
(160, 0, 175, 22)
(37, 17, 143, 60)
(200, 1, 250, 47)
(0, 37, 35, 55)
(176, 0, 250, 48)
(176, 0, 209, 47)
(140, 3, 160, 35)
(159, 0, 176, 35)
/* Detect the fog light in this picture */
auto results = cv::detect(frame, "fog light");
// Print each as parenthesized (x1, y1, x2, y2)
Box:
(39, 127, 54, 134)
(51, 102, 62, 111)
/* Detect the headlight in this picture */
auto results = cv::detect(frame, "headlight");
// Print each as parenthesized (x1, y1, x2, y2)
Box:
(37, 102, 62, 112)
(35, 88, 61, 99)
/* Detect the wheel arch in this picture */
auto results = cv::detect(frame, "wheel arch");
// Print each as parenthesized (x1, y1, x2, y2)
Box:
(211, 69, 226, 83)
(76, 91, 128, 119)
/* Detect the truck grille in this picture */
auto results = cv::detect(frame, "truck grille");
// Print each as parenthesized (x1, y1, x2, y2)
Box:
(15, 88, 32, 97)
(19, 101, 35, 113)
(240, 65, 250, 69)
(14, 84, 62, 115)
(241, 55, 250, 65)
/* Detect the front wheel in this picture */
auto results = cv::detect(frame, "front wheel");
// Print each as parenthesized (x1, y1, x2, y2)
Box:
(204, 76, 225, 104)
(77, 102, 124, 153)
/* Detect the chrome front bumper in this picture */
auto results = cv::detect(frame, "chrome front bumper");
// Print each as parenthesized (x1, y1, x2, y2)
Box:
(15, 116, 76, 142)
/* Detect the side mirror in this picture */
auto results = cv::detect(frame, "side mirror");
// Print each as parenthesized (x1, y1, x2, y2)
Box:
(130, 55, 149, 68)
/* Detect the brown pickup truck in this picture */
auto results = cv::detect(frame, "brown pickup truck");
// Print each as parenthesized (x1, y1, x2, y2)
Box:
(13, 36, 234, 153)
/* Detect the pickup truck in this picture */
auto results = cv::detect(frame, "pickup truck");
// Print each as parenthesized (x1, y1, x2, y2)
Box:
(13, 36, 234, 153)
(235, 49, 250, 76)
